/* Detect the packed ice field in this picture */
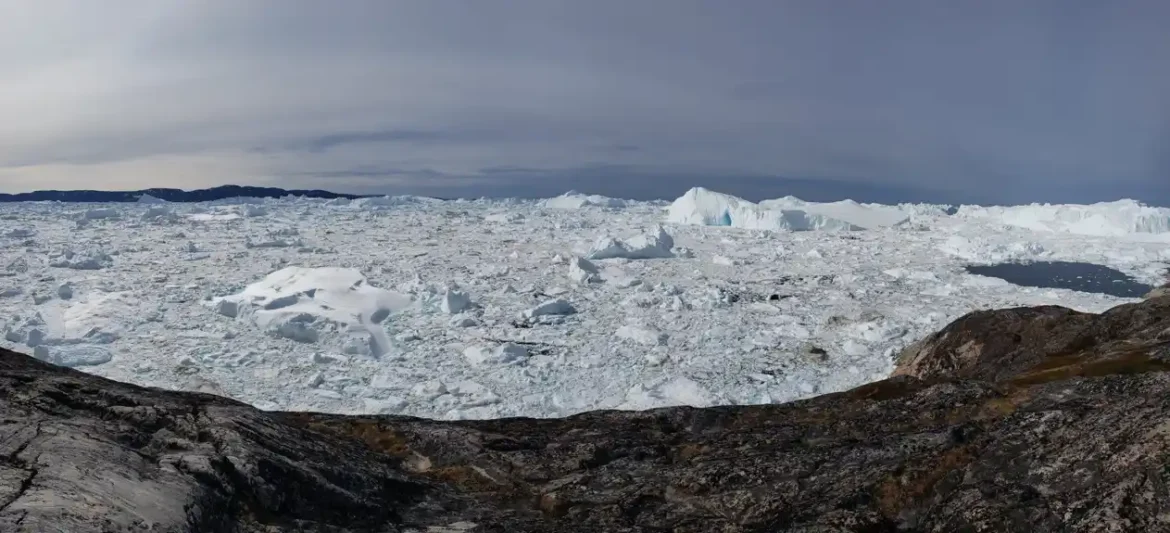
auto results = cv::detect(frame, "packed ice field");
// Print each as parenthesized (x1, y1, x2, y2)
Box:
(1, 187, 1169, 420)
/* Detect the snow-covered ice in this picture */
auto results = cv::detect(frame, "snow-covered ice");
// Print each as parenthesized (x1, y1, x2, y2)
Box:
(616, 325, 668, 346)
(567, 256, 601, 284)
(523, 299, 577, 319)
(586, 226, 675, 260)
(1, 189, 1167, 421)
(35, 344, 113, 367)
(667, 187, 863, 231)
(439, 289, 473, 314)
(543, 191, 629, 209)
(212, 266, 411, 356)
(956, 200, 1170, 237)
(759, 197, 911, 229)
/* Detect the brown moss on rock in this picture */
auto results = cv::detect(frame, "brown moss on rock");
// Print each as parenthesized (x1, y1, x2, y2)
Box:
(1008, 350, 1170, 387)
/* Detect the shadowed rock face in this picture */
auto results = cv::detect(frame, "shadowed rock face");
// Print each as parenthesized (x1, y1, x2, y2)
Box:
(2, 296, 1170, 531)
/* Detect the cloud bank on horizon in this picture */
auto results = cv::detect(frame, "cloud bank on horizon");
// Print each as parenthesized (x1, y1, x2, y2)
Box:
(1, 1, 1169, 205)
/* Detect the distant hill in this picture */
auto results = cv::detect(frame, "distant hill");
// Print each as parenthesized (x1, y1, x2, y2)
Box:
(0, 185, 369, 203)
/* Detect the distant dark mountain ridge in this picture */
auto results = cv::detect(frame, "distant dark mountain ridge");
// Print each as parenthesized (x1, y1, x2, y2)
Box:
(0, 185, 369, 203)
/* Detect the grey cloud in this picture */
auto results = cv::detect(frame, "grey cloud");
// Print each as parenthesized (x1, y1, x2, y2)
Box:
(291, 167, 450, 180)
(1, 0, 1169, 205)
(296, 130, 453, 153)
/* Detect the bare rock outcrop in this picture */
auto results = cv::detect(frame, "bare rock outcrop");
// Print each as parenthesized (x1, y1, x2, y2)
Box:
(895, 295, 1170, 382)
(4, 296, 1170, 531)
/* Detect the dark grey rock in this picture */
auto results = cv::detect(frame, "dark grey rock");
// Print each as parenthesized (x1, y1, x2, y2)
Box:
(5, 296, 1170, 530)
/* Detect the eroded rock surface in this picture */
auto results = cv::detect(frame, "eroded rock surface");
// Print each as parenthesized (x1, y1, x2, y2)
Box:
(3, 295, 1170, 531)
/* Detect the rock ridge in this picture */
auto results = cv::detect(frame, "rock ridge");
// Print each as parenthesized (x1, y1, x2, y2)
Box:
(2, 294, 1170, 530)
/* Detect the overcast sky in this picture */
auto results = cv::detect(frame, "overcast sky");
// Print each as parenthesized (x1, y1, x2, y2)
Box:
(2, 1, 1169, 204)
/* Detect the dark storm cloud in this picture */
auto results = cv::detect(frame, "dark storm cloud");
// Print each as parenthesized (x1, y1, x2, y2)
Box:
(1, 0, 1168, 205)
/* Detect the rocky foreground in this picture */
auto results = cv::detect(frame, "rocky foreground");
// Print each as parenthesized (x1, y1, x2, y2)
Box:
(3, 297, 1170, 532)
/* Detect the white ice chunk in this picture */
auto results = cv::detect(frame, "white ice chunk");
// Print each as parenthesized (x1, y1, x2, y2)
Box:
(50, 252, 113, 270)
(215, 299, 241, 318)
(586, 226, 675, 260)
(36, 345, 113, 367)
(212, 267, 410, 355)
(568, 256, 601, 284)
(363, 397, 408, 413)
(59, 292, 137, 340)
(463, 343, 528, 366)
(523, 299, 577, 318)
(450, 315, 479, 328)
(956, 200, 1170, 236)
(410, 380, 447, 399)
(440, 289, 472, 314)
(82, 208, 120, 220)
(484, 212, 525, 223)
(618, 377, 718, 410)
(712, 254, 736, 266)
(240, 205, 268, 217)
(666, 188, 862, 232)
(759, 197, 910, 229)
(615, 325, 668, 346)
(543, 191, 629, 209)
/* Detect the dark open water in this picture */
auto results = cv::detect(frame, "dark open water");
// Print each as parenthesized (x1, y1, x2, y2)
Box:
(966, 261, 1153, 298)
